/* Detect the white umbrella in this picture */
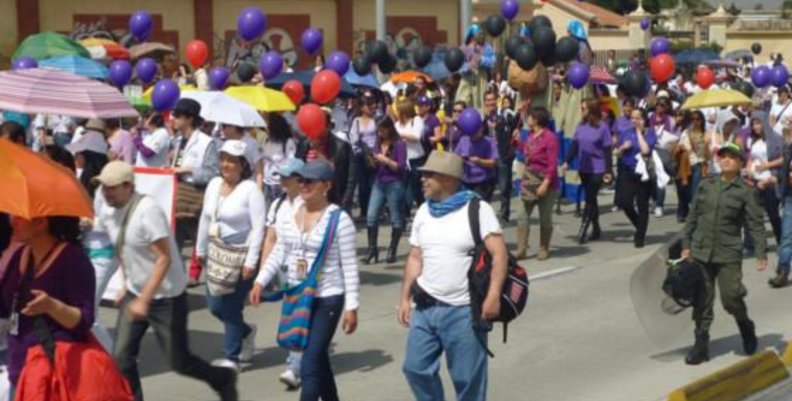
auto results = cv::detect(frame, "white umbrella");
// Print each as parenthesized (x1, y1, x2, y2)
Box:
(180, 91, 266, 128)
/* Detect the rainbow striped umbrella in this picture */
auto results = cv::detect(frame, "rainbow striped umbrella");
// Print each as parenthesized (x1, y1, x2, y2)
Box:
(0, 68, 138, 118)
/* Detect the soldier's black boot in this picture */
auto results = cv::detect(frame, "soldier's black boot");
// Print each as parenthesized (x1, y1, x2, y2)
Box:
(386, 228, 403, 264)
(577, 212, 591, 244)
(362, 227, 379, 265)
(589, 220, 602, 241)
(685, 332, 710, 365)
(738, 319, 758, 355)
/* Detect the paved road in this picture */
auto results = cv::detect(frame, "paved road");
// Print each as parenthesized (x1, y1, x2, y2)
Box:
(97, 193, 792, 401)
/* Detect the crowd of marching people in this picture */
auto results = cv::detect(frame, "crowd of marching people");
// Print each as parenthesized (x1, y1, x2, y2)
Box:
(3, 10, 792, 401)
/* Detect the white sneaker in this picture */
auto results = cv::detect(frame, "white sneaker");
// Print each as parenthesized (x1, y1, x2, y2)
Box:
(239, 324, 257, 363)
(279, 369, 301, 389)
(211, 358, 240, 372)
(654, 207, 663, 218)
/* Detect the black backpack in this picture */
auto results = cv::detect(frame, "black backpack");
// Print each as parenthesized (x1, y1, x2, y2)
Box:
(467, 198, 529, 357)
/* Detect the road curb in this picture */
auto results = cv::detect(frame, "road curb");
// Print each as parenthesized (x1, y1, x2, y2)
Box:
(667, 350, 790, 401)
(782, 342, 792, 366)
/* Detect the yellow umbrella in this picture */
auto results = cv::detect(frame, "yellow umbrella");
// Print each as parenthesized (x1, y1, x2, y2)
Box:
(224, 86, 295, 112)
(78, 38, 117, 47)
(681, 89, 751, 110)
(141, 84, 198, 101)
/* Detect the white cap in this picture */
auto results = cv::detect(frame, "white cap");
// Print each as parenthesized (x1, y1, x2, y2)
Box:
(92, 161, 134, 187)
(65, 130, 108, 155)
(219, 139, 247, 157)
(657, 90, 670, 99)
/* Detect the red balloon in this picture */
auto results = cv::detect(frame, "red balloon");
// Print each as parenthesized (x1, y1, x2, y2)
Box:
(310, 70, 341, 104)
(650, 54, 675, 84)
(283, 79, 305, 105)
(185, 40, 209, 69)
(297, 103, 327, 140)
(695, 66, 715, 89)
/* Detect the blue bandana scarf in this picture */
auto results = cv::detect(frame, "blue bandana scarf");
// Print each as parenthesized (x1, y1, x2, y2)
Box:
(427, 190, 478, 218)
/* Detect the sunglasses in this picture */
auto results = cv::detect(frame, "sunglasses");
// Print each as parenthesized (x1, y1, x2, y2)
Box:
(298, 178, 317, 185)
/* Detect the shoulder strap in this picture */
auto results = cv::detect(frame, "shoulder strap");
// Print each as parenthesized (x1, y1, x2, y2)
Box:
(306, 209, 342, 281)
(273, 193, 288, 220)
(116, 194, 144, 262)
(468, 197, 483, 247)
(18, 247, 58, 363)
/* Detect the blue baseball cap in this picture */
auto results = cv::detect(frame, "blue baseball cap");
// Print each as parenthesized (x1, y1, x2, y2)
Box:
(278, 158, 305, 178)
(296, 160, 335, 181)
(417, 95, 432, 106)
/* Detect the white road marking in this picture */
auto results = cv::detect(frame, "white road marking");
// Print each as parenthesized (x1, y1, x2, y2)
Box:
(528, 265, 582, 281)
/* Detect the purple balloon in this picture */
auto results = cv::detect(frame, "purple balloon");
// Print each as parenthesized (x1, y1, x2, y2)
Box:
(208, 67, 231, 90)
(501, 0, 519, 21)
(129, 11, 153, 42)
(771, 65, 790, 88)
(12, 56, 38, 70)
(135, 57, 157, 84)
(457, 107, 483, 136)
(640, 17, 650, 31)
(259, 51, 283, 79)
(325, 51, 350, 76)
(567, 62, 590, 89)
(151, 79, 180, 112)
(301, 28, 324, 55)
(109, 60, 133, 87)
(751, 66, 771, 88)
(650, 37, 670, 57)
(237, 7, 267, 41)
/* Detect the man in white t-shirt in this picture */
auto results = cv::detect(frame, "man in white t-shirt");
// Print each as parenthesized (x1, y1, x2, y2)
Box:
(398, 151, 508, 401)
(93, 161, 238, 401)
(249, 157, 305, 389)
(770, 86, 792, 135)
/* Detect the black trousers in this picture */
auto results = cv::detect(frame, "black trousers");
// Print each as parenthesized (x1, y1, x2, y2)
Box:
(579, 173, 603, 225)
(615, 165, 652, 241)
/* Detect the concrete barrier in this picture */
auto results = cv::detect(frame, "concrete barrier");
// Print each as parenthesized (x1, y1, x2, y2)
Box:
(667, 350, 790, 401)
(782, 342, 792, 367)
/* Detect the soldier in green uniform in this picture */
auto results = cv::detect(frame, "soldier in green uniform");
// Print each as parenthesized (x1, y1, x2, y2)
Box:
(681, 142, 768, 365)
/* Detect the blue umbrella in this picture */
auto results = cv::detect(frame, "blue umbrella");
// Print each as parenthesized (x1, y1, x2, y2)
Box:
(673, 49, 720, 65)
(39, 55, 109, 79)
(344, 69, 379, 88)
(265, 70, 356, 98)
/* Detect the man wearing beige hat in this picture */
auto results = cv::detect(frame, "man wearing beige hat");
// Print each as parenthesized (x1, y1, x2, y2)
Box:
(93, 161, 238, 401)
(398, 151, 508, 401)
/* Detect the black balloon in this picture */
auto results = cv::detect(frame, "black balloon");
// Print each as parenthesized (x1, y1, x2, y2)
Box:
(505, 35, 525, 59)
(555, 36, 580, 63)
(445, 48, 465, 72)
(751, 42, 762, 56)
(623, 71, 649, 97)
(532, 27, 556, 59)
(367, 40, 389, 64)
(414, 46, 433, 68)
(530, 15, 553, 32)
(485, 15, 507, 37)
(732, 80, 754, 98)
(378, 54, 398, 74)
(236, 62, 256, 83)
(353, 55, 371, 75)
(514, 43, 538, 71)
(540, 51, 557, 67)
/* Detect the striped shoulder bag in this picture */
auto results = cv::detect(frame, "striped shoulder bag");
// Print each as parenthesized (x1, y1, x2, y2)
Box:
(276, 209, 341, 351)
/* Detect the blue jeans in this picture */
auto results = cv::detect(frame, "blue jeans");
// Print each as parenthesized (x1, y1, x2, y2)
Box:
(357, 153, 376, 217)
(367, 180, 406, 229)
(301, 295, 344, 401)
(206, 277, 254, 362)
(777, 198, 792, 274)
(403, 304, 488, 401)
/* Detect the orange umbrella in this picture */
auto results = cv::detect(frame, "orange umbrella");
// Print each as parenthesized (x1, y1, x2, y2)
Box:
(389, 71, 432, 84)
(0, 139, 93, 219)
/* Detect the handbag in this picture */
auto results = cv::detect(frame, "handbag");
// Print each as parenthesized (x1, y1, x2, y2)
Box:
(205, 196, 250, 296)
(14, 248, 133, 401)
(272, 209, 341, 351)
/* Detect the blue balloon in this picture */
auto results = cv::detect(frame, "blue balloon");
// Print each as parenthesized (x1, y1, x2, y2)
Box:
(135, 57, 157, 84)
(208, 67, 231, 90)
(12, 56, 38, 70)
(259, 51, 284, 80)
(109, 60, 133, 87)
(301, 28, 324, 55)
(771, 65, 789, 88)
(129, 11, 153, 42)
(650, 37, 671, 57)
(457, 107, 482, 136)
(501, 0, 519, 21)
(237, 7, 267, 41)
(567, 62, 590, 89)
(325, 51, 350, 76)
(751, 66, 771, 88)
(151, 79, 180, 112)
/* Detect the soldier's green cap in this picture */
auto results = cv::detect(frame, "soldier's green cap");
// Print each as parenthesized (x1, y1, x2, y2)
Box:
(717, 142, 744, 161)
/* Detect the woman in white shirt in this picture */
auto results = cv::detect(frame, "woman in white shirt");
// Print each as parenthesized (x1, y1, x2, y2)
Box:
(395, 98, 426, 210)
(261, 113, 297, 205)
(196, 140, 266, 371)
(747, 117, 782, 244)
(133, 113, 171, 168)
(254, 160, 359, 401)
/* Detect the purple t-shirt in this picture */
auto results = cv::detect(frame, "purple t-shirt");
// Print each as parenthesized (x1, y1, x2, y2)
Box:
(454, 135, 499, 184)
(109, 129, 135, 164)
(423, 114, 440, 145)
(0, 244, 95, 385)
(574, 121, 613, 174)
(376, 139, 408, 184)
(612, 115, 633, 136)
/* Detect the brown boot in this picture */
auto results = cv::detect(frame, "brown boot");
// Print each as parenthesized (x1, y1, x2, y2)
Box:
(537, 226, 553, 261)
(769, 271, 789, 288)
(513, 226, 529, 260)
